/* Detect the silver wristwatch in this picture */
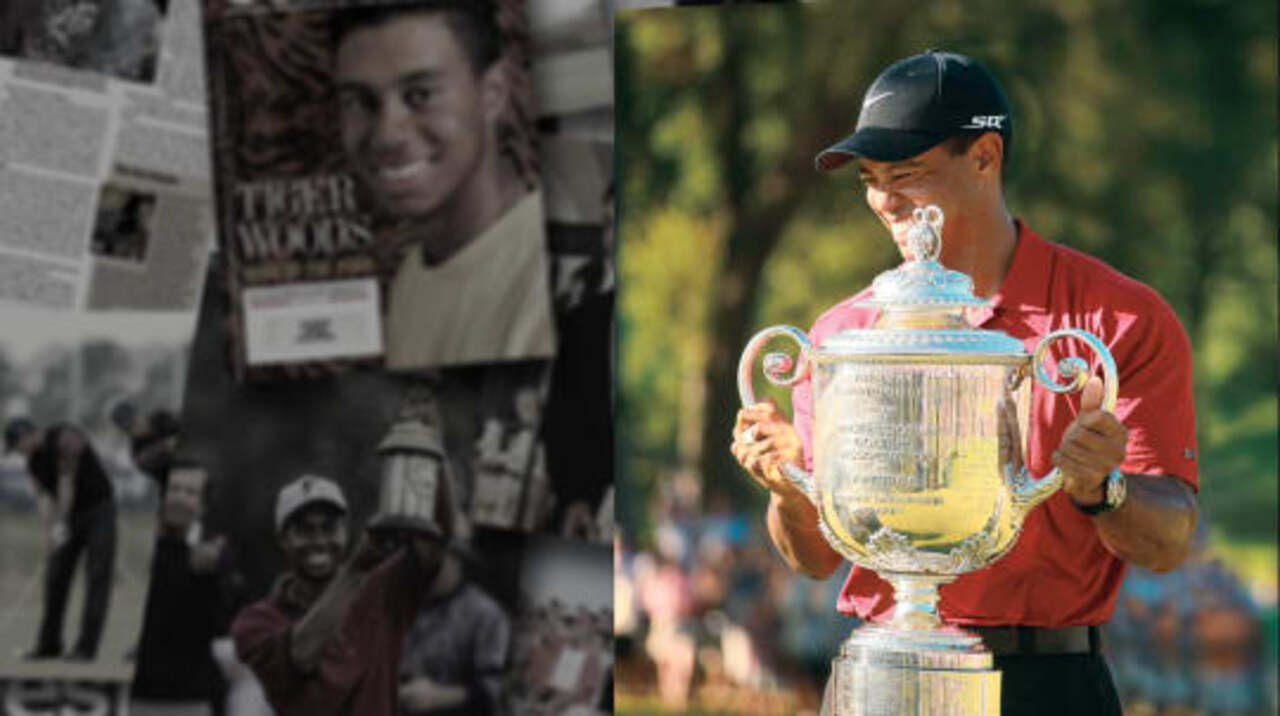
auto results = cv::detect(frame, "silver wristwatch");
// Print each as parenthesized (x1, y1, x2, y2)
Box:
(1074, 468, 1127, 516)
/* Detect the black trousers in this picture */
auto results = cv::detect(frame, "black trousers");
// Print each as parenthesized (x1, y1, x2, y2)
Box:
(994, 653, 1123, 716)
(820, 652, 1123, 715)
(35, 501, 117, 657)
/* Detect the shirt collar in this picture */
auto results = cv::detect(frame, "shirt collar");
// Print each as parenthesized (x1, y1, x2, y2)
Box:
(966, 219, 1053, 326)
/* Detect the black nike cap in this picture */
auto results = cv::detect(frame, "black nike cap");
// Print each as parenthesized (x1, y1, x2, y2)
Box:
(815, 50, 1012, 171)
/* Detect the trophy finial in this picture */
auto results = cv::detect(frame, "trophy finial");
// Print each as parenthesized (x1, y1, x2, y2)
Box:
(906, 205, 944, 262)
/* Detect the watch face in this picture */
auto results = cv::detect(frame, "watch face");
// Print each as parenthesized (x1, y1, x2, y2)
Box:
(1074, 470, 1125, 516)
(1105, 470, 1126, 510)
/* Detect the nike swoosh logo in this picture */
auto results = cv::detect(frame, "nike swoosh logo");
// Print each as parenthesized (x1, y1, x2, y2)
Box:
(863, 91, 894, 109)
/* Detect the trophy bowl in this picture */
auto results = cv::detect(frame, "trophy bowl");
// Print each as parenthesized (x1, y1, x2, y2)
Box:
(737, 207, 1119, 714)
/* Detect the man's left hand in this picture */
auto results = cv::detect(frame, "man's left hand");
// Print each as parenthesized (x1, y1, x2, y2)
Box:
(1053, 376, 1128, 505)
(345, 531, 394, 576)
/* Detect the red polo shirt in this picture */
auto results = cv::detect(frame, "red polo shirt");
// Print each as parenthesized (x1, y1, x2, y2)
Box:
(791, 221, 1198, 627)
(231, 551, 423, 716)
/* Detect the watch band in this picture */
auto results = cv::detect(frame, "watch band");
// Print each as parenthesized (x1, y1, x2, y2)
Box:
(1073, 468, 1126, 516)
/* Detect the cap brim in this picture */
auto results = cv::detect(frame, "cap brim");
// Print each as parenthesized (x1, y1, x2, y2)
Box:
(815, 128, 948, 171)
(277, 497, 347, 532)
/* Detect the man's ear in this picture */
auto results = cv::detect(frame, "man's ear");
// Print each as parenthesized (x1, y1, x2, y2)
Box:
(970, 132, 1004, 179)
(480, 62, 509, 124)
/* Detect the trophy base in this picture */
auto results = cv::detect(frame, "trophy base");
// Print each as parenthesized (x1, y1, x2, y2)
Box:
(827, 624, 1000, 715)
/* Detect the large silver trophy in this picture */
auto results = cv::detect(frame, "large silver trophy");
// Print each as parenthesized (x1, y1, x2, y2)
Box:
(737, 206, 1118, 715)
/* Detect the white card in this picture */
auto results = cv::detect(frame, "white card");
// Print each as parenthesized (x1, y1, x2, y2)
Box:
(242, 278, 383, 365)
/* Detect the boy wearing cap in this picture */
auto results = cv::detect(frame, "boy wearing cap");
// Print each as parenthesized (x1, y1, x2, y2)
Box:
(230, 474, 452, 716)
(731, 50, 1199, 715)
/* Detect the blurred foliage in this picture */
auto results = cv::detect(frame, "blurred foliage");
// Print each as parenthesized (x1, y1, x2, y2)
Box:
(616, 0, 1277, 543)
(0, 343, 187, 432)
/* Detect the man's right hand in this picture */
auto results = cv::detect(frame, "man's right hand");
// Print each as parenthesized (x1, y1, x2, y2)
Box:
(345, 531, 395, 576)
(735, 402, 840, 578)
(730, 401, 807, 504)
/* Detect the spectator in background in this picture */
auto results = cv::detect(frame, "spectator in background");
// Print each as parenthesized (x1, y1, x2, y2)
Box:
(638, 553, 696, 710)
(395, 541, 510, 715)
(130, 459, 233, 716)
(5, 418, 117, 661)
(1107, 523, 1270, 716)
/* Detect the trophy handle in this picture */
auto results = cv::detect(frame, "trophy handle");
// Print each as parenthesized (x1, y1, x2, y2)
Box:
(1009, 329, 1120, 512)
(737, 325, 818, 503)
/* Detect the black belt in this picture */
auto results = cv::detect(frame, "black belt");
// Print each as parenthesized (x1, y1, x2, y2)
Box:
(971, 625, 1101, 656)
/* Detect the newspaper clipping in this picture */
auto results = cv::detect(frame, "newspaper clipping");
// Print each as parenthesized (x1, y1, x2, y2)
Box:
(202, 0, 556, 379)
(0, 0, 212, 316)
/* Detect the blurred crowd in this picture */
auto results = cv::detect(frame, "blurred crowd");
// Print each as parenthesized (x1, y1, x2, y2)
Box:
(508, 598, 613, 715)
(616, 472, 1278, 716)
(1105, 529, 1277, 716)
(614, 472, 850, 713)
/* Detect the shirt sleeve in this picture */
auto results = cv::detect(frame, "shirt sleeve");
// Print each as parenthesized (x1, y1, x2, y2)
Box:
(379, 550, 428, 633)
(231, 602, 309, 709)
(792, 373, 816, 472)
(1099, 292, 1200, 490)
(790, 314, 830, 472)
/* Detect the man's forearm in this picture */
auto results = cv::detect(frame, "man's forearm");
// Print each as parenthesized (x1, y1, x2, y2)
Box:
(766, 493, 842, 579)
(288, 572, 364, 672)
(1092, 474, 1197, 573)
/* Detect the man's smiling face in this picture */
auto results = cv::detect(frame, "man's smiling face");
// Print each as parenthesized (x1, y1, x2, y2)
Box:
(280, 504, 348, 584)
(335, 12, 496, 221)
(856, 140, 985, 261)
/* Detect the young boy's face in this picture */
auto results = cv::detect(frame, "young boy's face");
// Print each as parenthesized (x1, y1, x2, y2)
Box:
(335, 12, 498, 222)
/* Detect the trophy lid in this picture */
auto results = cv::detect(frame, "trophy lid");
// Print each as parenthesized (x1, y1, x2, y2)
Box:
(858, 205, 986, 311)
(821, 206, 1026, 358)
